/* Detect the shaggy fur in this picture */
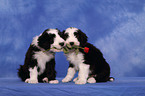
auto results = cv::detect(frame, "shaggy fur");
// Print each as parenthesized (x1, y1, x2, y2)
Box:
(62, 27, 114, 84)
(18, 29, 64, 84)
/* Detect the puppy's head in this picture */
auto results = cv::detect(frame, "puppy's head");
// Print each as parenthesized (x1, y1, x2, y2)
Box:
(63, 27, 88, 48)
(33, 29, 65, 52)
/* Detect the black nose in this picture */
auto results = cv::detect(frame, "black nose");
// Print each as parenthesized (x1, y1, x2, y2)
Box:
(59, 42, 64, 46)
(70, 42, 74, 46)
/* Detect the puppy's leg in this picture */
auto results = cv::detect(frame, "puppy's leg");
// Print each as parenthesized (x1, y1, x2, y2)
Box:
(62, 67, 76, 82)
(75, 63, 90, 84)
(73, 77, 78, 82)
(26, 66, 38, 84)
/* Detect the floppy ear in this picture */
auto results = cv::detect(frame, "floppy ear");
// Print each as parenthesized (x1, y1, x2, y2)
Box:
(62, 30, 68, 40)
(77, 29, 88, 46)
(38, 30, 51, 50)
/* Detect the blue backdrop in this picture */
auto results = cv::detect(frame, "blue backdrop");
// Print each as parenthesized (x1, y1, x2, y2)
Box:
(0, 0, 145, 78)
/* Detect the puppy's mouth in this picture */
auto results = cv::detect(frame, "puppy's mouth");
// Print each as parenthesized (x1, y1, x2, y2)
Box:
(44, 47, 63, 52)
(66, 44, 78, 49)
(51, 47, 63, 52)
(63, 44, 79, 54)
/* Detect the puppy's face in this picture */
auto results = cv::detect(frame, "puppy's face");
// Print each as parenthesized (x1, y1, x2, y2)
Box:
(37, 29, 65, 52)
(63, 27, 88, 48)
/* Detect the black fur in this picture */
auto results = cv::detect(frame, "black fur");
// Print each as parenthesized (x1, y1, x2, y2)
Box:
(63, 28, 114, 82)
(18, 29, 58, 83)
(38, 29, 55, 50)
(80, 43, 111, 82)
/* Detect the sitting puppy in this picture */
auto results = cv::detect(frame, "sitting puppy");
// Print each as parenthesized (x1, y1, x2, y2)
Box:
(62, 27, 114, 84)
(18, 29, 64, 84)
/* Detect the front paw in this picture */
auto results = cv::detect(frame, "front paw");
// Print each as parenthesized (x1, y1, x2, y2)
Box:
(73, 77, 78, 82)
(42, 77, 49, 83)
(62, 77, 72, 83)
(25, 78, 38, 84)
(49, 80, 59, 84)
(75, 79, 87, 85)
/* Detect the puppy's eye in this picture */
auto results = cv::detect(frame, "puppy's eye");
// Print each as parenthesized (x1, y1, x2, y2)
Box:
(74, 32, 77, 35)
(74, 32, 79, 38)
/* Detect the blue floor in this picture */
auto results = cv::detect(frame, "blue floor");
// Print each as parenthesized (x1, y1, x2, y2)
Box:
(1, 77, 145, 96)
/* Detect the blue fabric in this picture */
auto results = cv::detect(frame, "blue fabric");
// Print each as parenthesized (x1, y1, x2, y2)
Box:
(0, 77, 145, 96)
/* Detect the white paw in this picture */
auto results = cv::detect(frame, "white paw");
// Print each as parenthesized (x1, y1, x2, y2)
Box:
(49, 80, 59, 84)
(87, 77, 96, 83)
(75, 79, 87, 85)
(43, 77, 49, 83)
(62, 77, 72, 83)
(25, 78, 38, 84)
(25, 78, 30, 83)
(73, 77, 78, 82)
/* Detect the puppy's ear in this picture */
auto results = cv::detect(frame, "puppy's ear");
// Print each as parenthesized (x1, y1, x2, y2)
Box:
(62, 30, 68, 40)
(77, 29, 88, 46)
(38, 30, 51, 50)
(62, 30, 65, 35)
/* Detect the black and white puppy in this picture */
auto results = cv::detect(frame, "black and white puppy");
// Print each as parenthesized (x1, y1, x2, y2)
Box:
(62, 27, 114, 84)
(18, 29, 64, 84)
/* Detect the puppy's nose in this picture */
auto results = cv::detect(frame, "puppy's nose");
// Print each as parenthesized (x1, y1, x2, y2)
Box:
(70, 42, 74, 46)
(59, 42, 64, 46)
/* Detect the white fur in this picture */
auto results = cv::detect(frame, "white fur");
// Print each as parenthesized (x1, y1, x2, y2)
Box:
(65, 27, 80, 46)
(63, 52, 90, 84)
(63, 27, 91, 84)
(75, 63, 90, 84)
(49, 80, 59, 84)
(34, 51, 54, 75)
(73, 77, 78, 82)
(87, 77, 96, 83)
(109, 78, 114, 82)
(28, 66, 38, 84)
(32, 29, 64, 52)
(31, 36, 39, 47)
(25, 29, 64, 84)
(48, 29, 65, 51)
(66, 52, 84, 70)
(62, 67, 76, 82)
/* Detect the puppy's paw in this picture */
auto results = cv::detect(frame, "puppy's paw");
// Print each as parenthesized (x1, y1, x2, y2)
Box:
(75, 79, 87, 85)
(49, 80, 59, 84)
(25, 78, 38, 84)
(73, 77, 78, 82)
(43, 77, 49, 83)
(62, 77, 71, 83)
(25, 78, 30, 83)
(87, 77, 96, 83)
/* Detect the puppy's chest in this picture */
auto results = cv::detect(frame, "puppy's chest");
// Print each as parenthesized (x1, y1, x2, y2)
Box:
(34, 51, 54, 74)
(66, 52, 84, 67)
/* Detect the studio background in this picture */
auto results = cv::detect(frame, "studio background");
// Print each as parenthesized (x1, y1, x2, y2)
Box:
(0, 0, 145, 78)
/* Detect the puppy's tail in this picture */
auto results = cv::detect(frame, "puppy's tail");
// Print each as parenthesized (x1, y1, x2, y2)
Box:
(17, 65, 29, 81)
(108, 77, 115, 82)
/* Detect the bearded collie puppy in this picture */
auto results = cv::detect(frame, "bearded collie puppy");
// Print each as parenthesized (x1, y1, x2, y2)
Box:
(18, 29, 64, 84)
(62, 27, 114, 84)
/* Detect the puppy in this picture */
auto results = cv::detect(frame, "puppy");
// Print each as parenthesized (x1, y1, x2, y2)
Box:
(18, 28, 64, 84)
(62, 27, 114, 84)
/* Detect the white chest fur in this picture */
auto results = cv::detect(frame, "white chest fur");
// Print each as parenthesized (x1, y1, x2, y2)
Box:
(66, 52, 84, 70)
(34, 51, 54, 75)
